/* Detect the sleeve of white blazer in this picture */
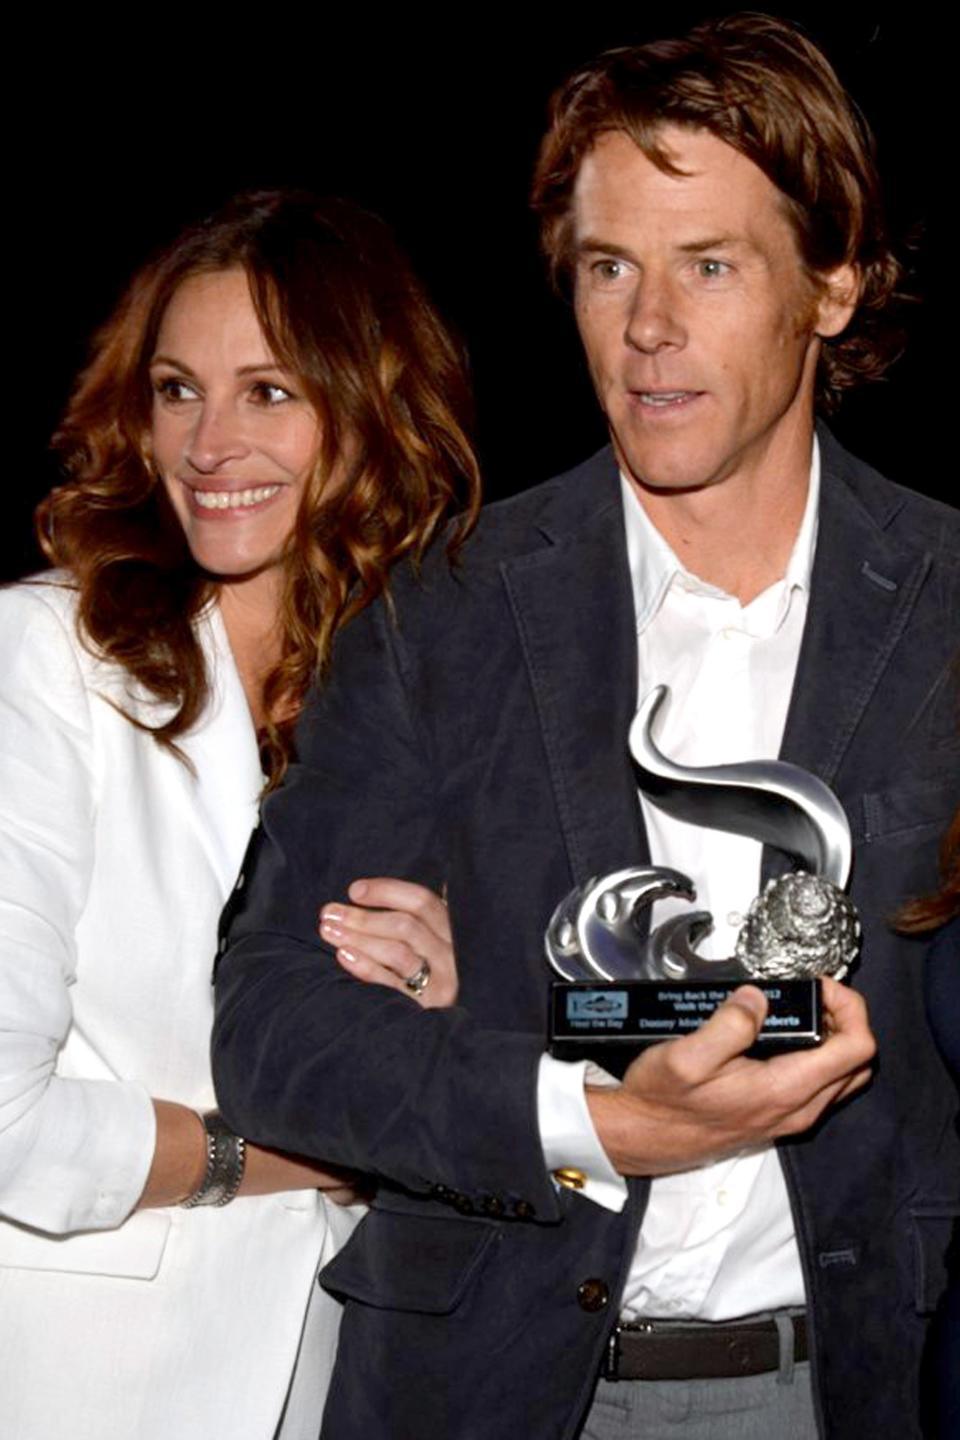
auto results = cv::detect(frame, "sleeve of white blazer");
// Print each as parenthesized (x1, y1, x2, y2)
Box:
(0, 583, 156, 1232)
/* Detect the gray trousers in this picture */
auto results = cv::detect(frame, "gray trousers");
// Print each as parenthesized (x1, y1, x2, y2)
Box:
(581, 1312, 817, 1440)
(582, 1364, 815, 1439)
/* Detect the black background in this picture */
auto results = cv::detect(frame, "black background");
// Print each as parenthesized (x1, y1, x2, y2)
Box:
(13, 9, 951, 583)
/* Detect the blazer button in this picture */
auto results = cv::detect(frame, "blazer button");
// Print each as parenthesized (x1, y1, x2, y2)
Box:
(512, 1199, 536, 1219)
(481, 1196, 505, 1217)
(453, 1195, 475, 1216)
(577, 1278, 610, 1313)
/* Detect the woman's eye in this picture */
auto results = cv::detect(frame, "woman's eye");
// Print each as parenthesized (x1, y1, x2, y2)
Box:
(153, 376, 197, 403)
(250, 381, 293, 405)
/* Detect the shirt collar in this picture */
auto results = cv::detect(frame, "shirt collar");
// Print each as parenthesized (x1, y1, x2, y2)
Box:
(620, 438, 820, 636)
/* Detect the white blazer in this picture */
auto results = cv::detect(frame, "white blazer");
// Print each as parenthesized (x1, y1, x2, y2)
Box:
(0, 578, 358, 1440)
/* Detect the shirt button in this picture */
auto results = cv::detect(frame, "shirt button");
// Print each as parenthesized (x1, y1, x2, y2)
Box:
(577, 1278, 610, 1313)
(727, 911, 743, 928)
(717, 1188, 730, 1207)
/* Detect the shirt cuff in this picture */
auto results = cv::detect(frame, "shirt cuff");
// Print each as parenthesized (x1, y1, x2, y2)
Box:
(536, 1053, 628, 1212)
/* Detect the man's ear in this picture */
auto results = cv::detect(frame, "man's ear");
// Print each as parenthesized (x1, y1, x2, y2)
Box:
(815, 263, 860, 339)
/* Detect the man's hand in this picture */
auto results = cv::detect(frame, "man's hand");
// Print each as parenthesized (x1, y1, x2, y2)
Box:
(587, 978, 876, 1177)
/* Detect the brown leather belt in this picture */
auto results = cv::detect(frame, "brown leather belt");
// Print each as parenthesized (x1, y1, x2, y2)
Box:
(601, 1312, 808, 1382)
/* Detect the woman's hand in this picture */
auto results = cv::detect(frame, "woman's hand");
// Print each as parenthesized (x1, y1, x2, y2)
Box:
(318, 879, 457, 1008)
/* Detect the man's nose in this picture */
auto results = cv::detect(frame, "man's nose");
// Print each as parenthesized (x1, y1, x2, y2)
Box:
(185, 400, 249, 473)
(624, 273, 685, 354)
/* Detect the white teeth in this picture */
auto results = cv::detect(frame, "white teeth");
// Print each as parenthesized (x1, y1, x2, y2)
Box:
(639, 391, 693, 406)
(193, 486, 281, 510)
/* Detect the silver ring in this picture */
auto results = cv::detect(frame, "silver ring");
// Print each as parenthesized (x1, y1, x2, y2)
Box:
(404, 959, 432, 995)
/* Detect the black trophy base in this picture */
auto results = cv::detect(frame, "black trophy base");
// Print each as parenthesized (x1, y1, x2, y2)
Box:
(550, 978, 822, 1074)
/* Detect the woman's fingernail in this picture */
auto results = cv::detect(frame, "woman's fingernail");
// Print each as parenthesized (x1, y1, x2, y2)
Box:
(322, 906, 346, 924)
(321, 919, 344, 940)
(349, 880, 369, 900)
(339, 947, 358, 964)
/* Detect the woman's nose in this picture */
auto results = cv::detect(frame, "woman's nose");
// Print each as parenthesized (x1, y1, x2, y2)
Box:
(185, 400, 249, 473)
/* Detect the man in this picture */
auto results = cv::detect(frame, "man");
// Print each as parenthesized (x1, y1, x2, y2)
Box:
(213, 15, 959, 1439)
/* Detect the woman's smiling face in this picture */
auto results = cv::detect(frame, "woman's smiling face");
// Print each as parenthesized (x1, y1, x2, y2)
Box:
(149, 268, 321, 581)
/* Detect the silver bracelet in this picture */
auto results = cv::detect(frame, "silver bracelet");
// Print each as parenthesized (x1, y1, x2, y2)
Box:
(181, 1110, 246, 1208)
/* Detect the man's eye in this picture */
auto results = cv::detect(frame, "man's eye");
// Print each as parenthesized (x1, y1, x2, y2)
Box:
(697, 259, 731, 279)
(592, 259, 627, 282)
(250, 381, 293, 405)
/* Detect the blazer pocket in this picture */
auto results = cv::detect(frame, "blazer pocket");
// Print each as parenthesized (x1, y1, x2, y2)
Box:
(319, 1208, 500, 1315)
(859, 771, 959, 844)
(909, 1204, 959, 1314)
(0, 1210, 171, 1280)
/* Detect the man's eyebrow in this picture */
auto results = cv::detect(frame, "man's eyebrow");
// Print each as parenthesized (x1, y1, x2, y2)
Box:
(574, 234, 750, 259)
(676, 235, 743, 254)
(574, 237, 636, 259)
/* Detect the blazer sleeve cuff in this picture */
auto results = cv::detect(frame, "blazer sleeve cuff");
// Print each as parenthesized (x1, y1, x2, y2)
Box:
(0, 1078, 156, 1233)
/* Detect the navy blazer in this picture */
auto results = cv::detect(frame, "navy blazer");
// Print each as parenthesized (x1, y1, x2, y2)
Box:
(213, 431, 960, 1440)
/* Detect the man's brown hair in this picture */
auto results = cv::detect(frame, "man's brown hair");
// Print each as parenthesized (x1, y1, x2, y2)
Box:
(531, 13, 904, 411)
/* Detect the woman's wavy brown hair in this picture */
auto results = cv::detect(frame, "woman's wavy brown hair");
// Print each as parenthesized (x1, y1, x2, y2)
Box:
(531, 13, 906, 413)
(896, 808, 960, 934)
(39, 190, 481, 786)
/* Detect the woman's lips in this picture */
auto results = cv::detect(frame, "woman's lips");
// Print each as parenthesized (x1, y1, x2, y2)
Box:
(184, 483, 282, 514)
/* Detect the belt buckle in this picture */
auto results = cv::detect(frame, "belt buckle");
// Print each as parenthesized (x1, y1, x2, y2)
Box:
(601, 1324, 622, 1381)
(601, 1320, 655, 1381)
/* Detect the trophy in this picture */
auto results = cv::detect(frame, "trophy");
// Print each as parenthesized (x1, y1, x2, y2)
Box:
(546, 686, 861, 1068)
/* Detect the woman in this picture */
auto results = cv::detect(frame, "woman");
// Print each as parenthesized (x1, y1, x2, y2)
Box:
(0, 192, 478, 1439)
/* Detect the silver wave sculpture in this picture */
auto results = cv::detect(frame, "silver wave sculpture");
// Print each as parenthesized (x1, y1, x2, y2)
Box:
(629, 687, 852, 888)
(545, 686, 861, 984)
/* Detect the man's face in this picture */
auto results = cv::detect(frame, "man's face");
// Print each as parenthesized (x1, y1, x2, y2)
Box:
(572, 127, 855, 496)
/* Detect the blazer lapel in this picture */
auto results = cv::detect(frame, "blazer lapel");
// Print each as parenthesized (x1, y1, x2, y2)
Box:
(768, 431, 933, 878)
(170, 606, 263, 894)
(500, 451, 648, 888)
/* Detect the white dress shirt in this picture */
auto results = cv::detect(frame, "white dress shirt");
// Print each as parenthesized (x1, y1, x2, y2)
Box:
(538, 446, 821, 1320)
